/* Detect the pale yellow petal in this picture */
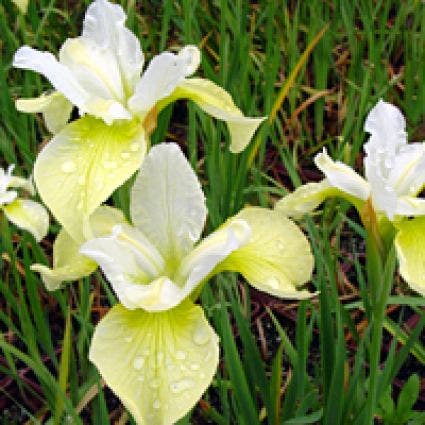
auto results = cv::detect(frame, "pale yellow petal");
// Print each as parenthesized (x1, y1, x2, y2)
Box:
(34, 116, 146, 242)
(12, 0, 28, 14)
(16, 92, 73, 134)
(157, 78, 265, 153)
(3, 199, 49, 242)
(217, 207, 315, 299)
(31, 228, 96, 291)
(89, 301, 219, 425)
(394, 218, 425, 296)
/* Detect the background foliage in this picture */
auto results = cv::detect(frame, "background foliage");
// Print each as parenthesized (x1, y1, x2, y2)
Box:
(1, 0, 424, 423)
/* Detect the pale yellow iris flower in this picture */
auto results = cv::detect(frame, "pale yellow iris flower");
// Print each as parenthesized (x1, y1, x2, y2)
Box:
(79, 142, 315, 424)
(277, 100, 425, 296)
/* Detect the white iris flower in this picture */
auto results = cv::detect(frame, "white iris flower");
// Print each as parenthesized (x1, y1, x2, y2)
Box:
(80, 142, 315, 424)
(13, 0, 264, 245)
(0, 164, 48, 241)
(277, 100, 425, 296)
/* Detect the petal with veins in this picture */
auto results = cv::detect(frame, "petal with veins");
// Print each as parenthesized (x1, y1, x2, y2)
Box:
(3, 199, 49, 242)
(394, 217, 425, 296)
(157, 78, 265, 153)
(34, 116, 146, 242)
(13, 46, 89, 110)
(16, 91, 73, 134)
(364, 99, 407, 155)
(395, 196, 425, 217)
(128, 49, 200, 116)
(82, 0, 144, 90)
(216, 208, 316, 299)
(131, 143, 207, 263)
(314, 149, 370, 201)
(89, 301, 219, 425)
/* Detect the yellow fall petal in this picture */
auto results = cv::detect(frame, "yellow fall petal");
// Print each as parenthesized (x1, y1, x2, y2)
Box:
(89, 301, 219, 425)
(394, 217, 425, 296)
(158, 78, 265, 153)
(34, 116, 146, 242)
(3, 199, 49, 242)
(217, 207, 315, 299)
(31, 206, 126, 291)
(16, 91, 73, 134)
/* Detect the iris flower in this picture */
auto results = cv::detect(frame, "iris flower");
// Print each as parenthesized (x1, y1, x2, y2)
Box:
(0, 164, 48, 242)
(277, 100, 425, 296)
(79, 142, 315, 424)
(13, 0, 264, 245)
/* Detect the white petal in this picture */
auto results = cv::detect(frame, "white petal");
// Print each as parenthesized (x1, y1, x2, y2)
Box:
(388, 143, 425, 196)
(396, 196, 425, 216)
(82, 0, 144, 89)
(80, 224, 187, 311)
(128, 48, 200, 116)
(364, 100, 407, 155)
(314, 149, 370, 200)
(0, 191, 18, 206)
(13, 46, 88, 110)
(131, 143, 207, 263)
(174, 219, 252, 295)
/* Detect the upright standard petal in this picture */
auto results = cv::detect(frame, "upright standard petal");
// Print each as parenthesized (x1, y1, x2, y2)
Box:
(3, 199, 49, 242)
(394, 218, 425, 296)
(89, 301, 219, 425)
(314, 149, 370, 201)
(34, 116, 147, 242)
(217, 208, 316, 299)
(13, 46, 88, 110)
(131, 143, 207, 263)
(158, 78, 265, 153)
(364, 99, 407, 155)
(82, 0, 144, 90)
(16, 92, 73, 134)
(128, 47, 201, 117)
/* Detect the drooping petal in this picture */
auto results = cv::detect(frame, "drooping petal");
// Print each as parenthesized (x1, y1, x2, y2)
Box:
(157, 78, 265, 153)
(3, 199, 49, 242)
(31, 206, 126, 291)
(174, 219, 252, 295)
(394, 217, 425, 296)
(16, 91, 73, 134)
(131, 143, 207, 263)
(216, 208, 316, 299)
(13, 46, 89, 110)
(128, 46, 201, 117)
(82, 0, 144, 90)
(31, 228, 97, 291)
(364, 99, 407, 156)
(34, 116, 146, 242)
(314, 149, 370, 201)
(89, 301, 219, 425)
(388, 143, 425, 197)
(275, 180, 343, 219)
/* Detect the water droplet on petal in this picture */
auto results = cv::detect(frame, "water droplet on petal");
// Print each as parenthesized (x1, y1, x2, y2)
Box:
(152, 399, 161, 409)
(137, 375, 145, 382)
(175, 350, 186, 360)
(190, 363, 200, 371)
(276, 240, 284, 250)
(149, 378, 160, 389)
(133, 356, 145, 370)
(266, 277, 280, 290)
(124, 336, 133, 343)
(103, 160, 117, 169)
(78, 175, 85, 185)
(61, 161, 76, 173)
(120, 151, 131, 159)
(170, 379, 194, 394)
(193, 325, 210, 345)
